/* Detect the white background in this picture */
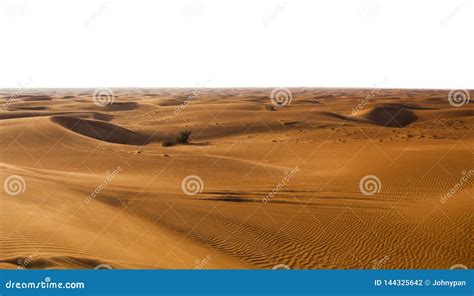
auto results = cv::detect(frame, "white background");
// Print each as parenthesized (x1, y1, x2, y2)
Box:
(0, 0, 472, 89)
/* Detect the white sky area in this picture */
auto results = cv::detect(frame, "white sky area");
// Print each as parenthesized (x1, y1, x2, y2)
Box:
(0, 0, 472, 89)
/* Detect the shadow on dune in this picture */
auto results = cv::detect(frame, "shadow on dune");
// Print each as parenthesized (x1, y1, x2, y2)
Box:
(0, 111, 113, 121)
(354, 105, 418, 127)
(100, 101, 139, 111)
(51, 116, 150, 145)
(17, 95, 52, 101)
(7, 106, 49, 111)
(0, 256, 112, 269)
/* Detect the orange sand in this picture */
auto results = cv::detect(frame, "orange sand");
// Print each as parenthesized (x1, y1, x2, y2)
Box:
(0, 88, 472, 269)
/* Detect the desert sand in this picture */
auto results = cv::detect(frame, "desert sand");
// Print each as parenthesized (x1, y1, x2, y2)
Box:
(0, 88, 472, 269)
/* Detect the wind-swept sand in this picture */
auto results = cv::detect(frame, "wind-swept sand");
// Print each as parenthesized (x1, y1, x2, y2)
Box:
(0, 88, 472, 269)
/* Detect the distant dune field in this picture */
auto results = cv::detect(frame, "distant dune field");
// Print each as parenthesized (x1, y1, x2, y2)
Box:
(0, 88, 472, 269)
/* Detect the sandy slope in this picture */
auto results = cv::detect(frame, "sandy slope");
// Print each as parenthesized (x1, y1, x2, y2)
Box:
(0, 88, 472, 269)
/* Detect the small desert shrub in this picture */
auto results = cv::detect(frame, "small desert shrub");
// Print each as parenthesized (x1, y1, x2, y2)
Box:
(266, 105, 276, 111)
(176, 130, 191, 144)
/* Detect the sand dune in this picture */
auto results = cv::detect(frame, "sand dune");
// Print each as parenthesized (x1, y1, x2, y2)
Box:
(0, 88, 472, 269)
(354, 105, 419, 127)
(99, 101, 139, 111)
(51, 116, 150, 145)
(16, 95, 52, 101)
